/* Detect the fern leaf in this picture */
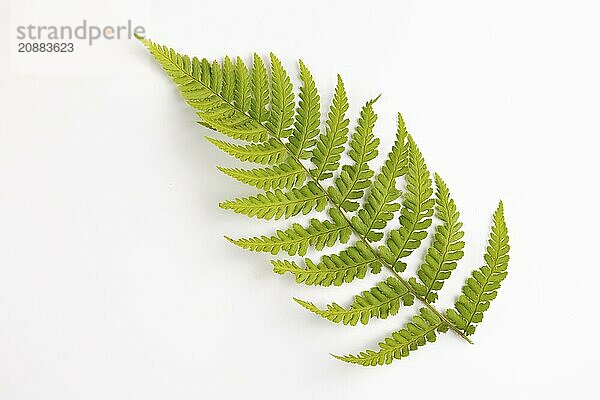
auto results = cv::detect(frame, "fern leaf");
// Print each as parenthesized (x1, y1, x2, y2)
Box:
(273, 241, 382, 286)
(408, 173, 465, 303)
(221, 56, 236, 102)
(220, 182, 327, 220)
(328, 98, 380, 212)
(205, 136, 286, 165)
(227, 211, 351, 257)
(351, 113, 408, 242)
(295, 277, 414, 326)
(267, 53, 295, 138)
(446, 201, 509, 336)
(210, 60, 223, 93)
(250, 54, 270, 123)
(234, 57, 251, 113)
(288, 60, 321, 159)
(199, 58, 211, 85)
(334, 308, 447, 366)
(310, 75, 350, 181)
(137, 38, 268, 142)
(217, 162, 306, 190)
(379, 135, 434, 272)
(139, 36, 511, 365)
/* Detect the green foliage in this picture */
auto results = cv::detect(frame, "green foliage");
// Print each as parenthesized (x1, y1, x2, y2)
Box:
(408, 173, 465, 303)
(220, 182, 327, 220)
(334, 308, 448, 366)
(351, 113, 407, 242)
(311, 75, 350, 181)
(446, 201, 510, 336)
(288, 61, 321, 159)
(250, 54, 270, 123)
(234, 57, 251, 113)
(205, 137, 286, 164)
(138, 35, 511, 366)
(228, 209, 351, 257)
(295, 277, 414, 325)
(267, 53, 295, 138)
(379, 136, 434, 272)
(217, 162, 305, 190)
(327, 99, 380, 212)
(272, 241, 382, 286)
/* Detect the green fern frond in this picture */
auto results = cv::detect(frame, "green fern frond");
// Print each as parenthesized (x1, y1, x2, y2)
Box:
(272, 241, 382, 286)
(311, 75, 350, 181)
(295, 277, 414, 326)
(379, 136, 434, 272)
(352, 113, 408, 242)
(328, 98, 380, 212)
(138, 35, 511, 366)
(288, 61, 321, 159)
(334, 308, 448, 366)
(227, 212, 351, 257)
(446, 201, 509, 336)
(217, 162, 305, 190)
(219, 182, 327, 220)
(409, 173, 465, 302)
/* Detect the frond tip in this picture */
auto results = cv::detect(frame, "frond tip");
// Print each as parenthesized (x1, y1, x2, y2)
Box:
(137, 36, 269, 142)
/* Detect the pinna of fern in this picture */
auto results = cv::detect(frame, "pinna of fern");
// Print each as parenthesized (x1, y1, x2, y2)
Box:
(137, 35, 510, 366)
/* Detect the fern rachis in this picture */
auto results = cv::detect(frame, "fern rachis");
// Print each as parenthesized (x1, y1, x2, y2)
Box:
(137, 35, 511, 365)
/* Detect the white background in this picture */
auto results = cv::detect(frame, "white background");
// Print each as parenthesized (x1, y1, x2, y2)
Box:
(1, 0, 599, 399)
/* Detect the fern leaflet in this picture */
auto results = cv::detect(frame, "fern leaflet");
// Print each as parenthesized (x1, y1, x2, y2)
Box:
(351, 113, 408, 242)
(408, 173, 465, 302)
(334, 308, 448, 366)
(205, 136, 287, 165)
(220, 182, 327, 220)
(311, 75, 350, 181)
(227, 209, 351, 256)
(295, 277, 414, 325)
(217, 162, 305, 190)
(446, 201, 509, 336)
(379, 136, 434, 272)
(288, 61, 320, 159)
(328, 98, 380, 212)
(272, 241, 382, 286)
(250, 54, 270, 123)
(267, 53, 295, 138)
